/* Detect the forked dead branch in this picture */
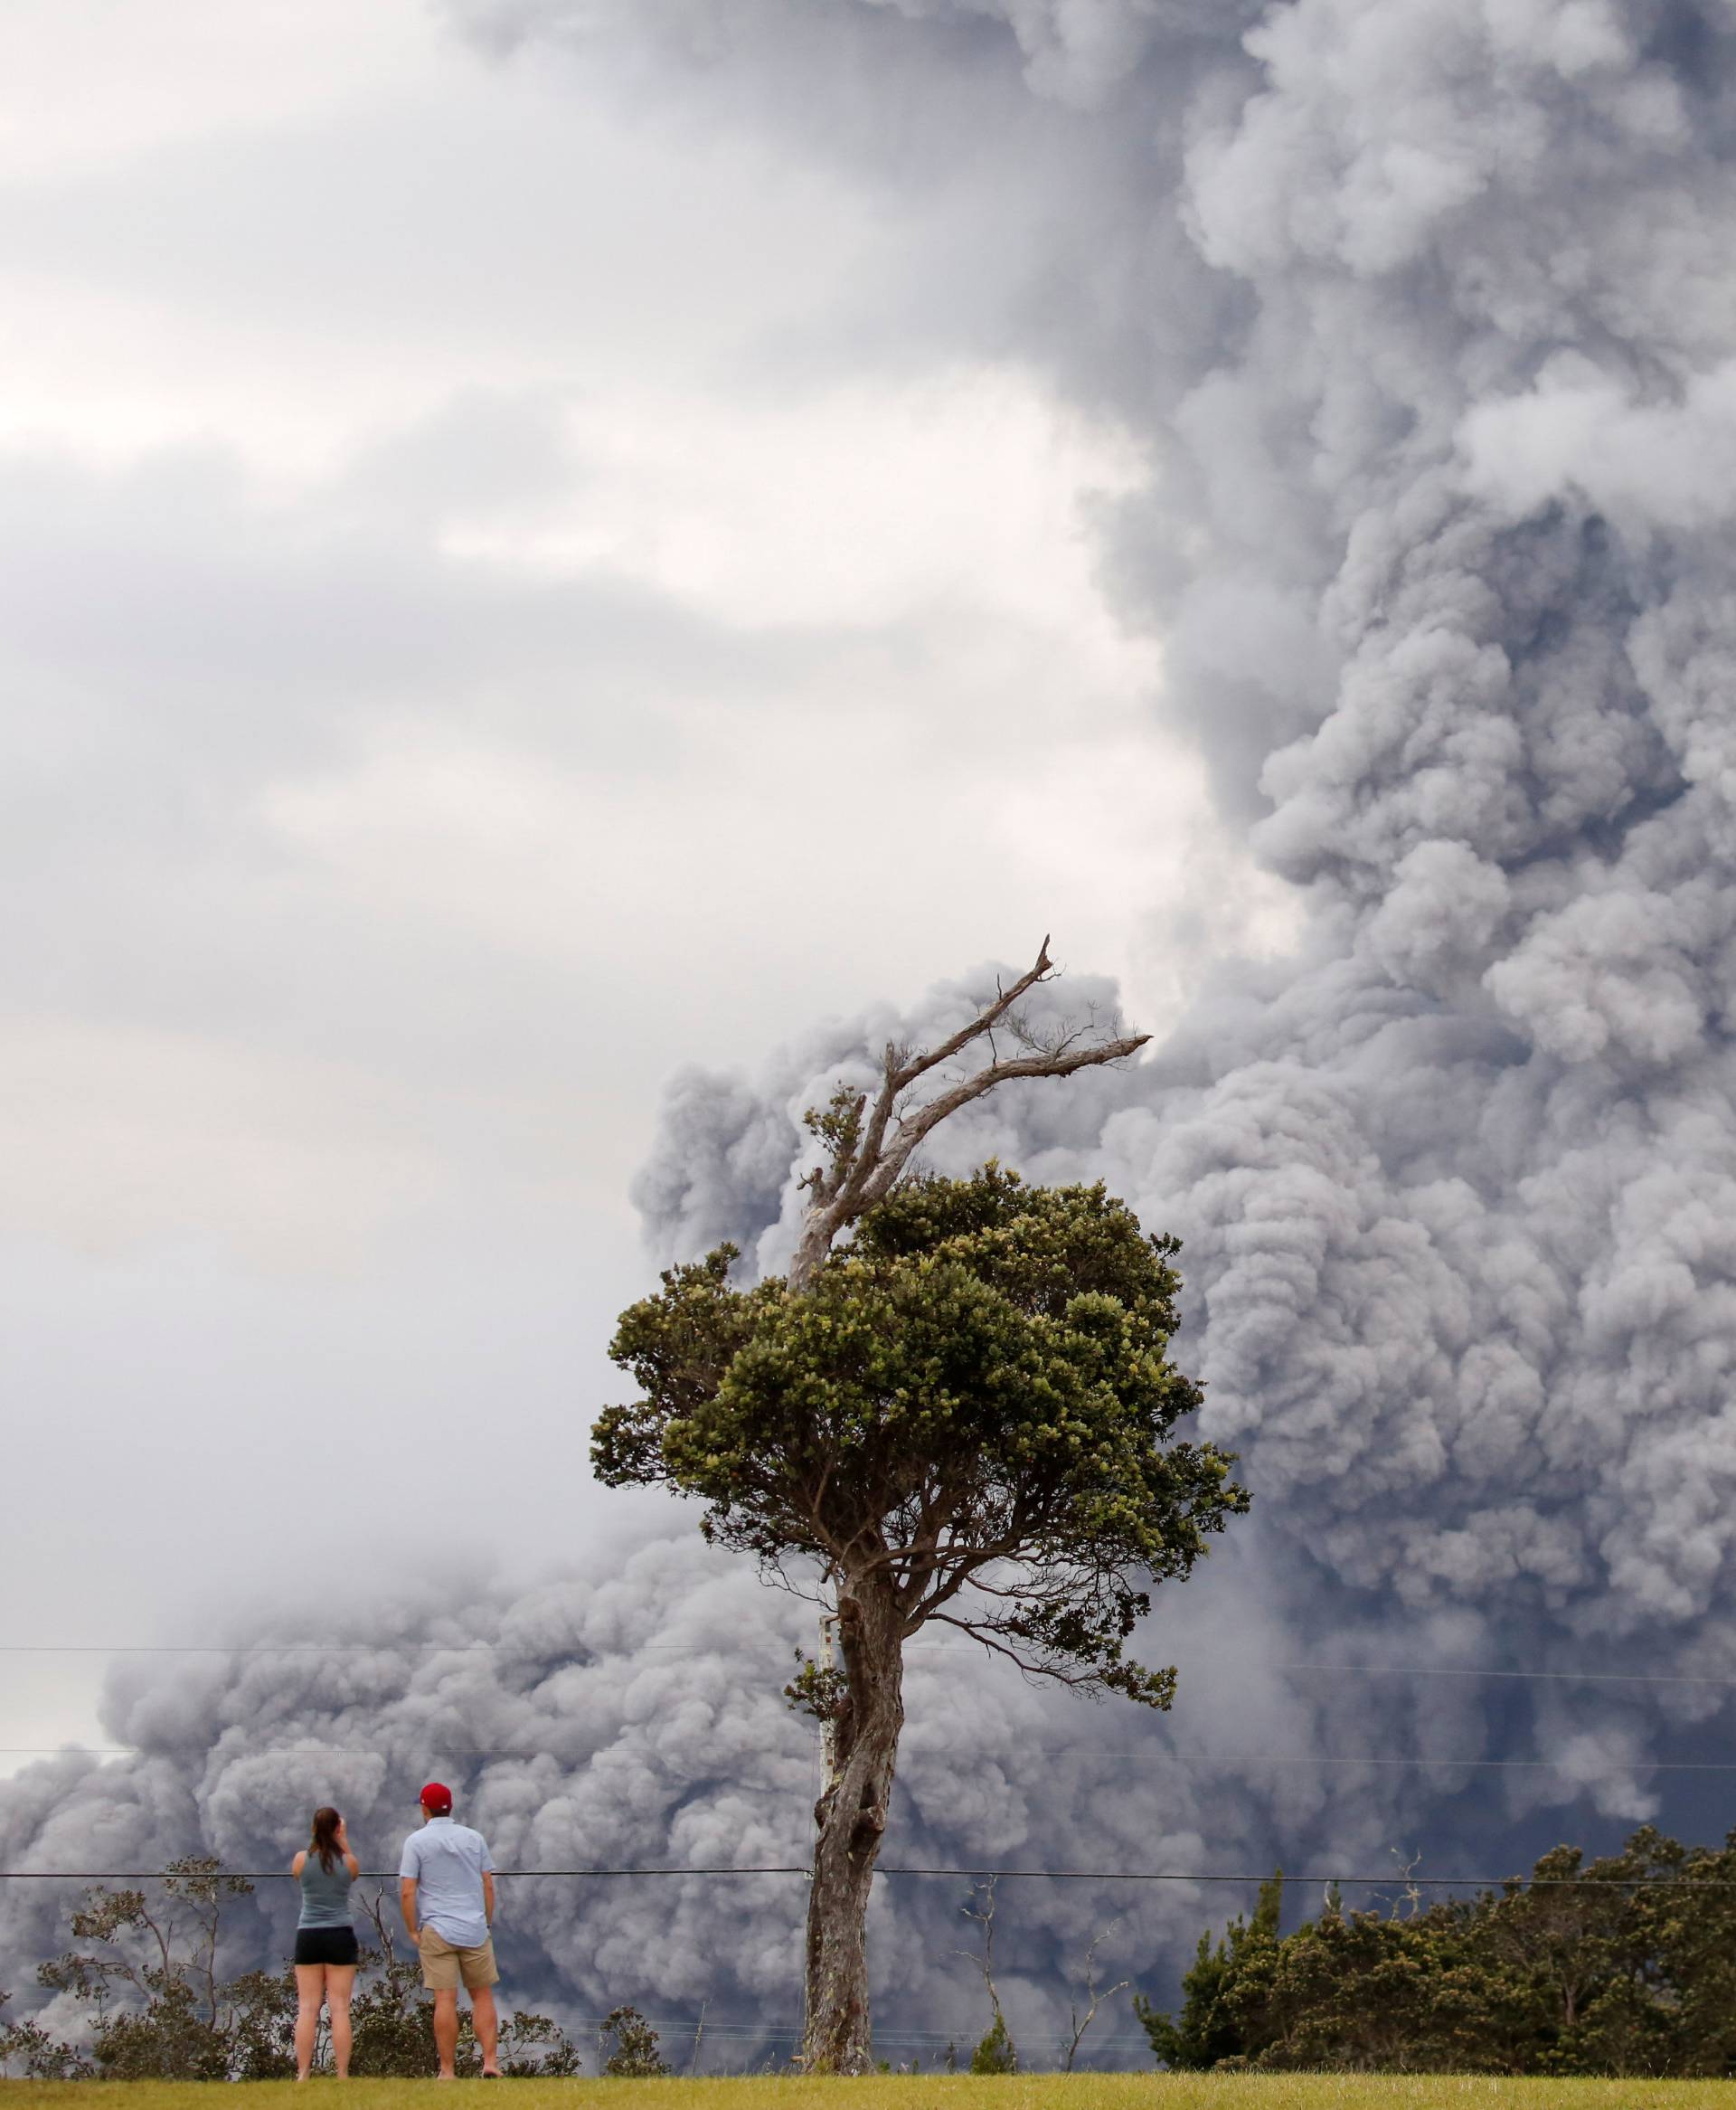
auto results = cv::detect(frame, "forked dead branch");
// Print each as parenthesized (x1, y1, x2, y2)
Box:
(786, 936, 1149, 1293)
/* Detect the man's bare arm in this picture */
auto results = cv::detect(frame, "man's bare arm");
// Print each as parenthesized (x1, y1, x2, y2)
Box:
(401, 1877, 419, 1944)
(483, 1872, 495, 1928)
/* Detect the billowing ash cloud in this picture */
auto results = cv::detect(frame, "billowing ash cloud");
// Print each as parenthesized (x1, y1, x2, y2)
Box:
(543, 0, 1736, 1667)
(453, 0, 1736, 1768)
(14, 0, 1736, 2053)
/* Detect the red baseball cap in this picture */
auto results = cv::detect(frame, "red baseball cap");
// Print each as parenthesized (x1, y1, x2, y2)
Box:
(420, 1782, 453, 1814)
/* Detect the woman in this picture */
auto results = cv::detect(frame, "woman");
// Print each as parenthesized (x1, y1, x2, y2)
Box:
(292, 1806, 360, 2080)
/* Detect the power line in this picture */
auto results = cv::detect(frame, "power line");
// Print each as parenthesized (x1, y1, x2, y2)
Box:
(5, 1642, 680, 1654)
(0, 1750, 797, 1765)
(3, 1866, 1735, 1888)
(0, 1869, 809, 1881)
(0, 1643, 892, 1657)
(1279, 1662, 1736, 1687)
(9, 1643, 1736, 1687)
(1052, 1756, 1736, 1771)
(6, 1746, 1736, 1774)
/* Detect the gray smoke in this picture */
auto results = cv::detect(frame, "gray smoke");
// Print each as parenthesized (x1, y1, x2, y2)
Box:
(479, 0, 1736, 1683)
(12, 0, 1736, 2056)
(461, 0, 1736, 1788)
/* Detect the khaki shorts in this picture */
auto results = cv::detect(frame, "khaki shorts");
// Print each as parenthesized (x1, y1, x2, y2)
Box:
(418, 1925, 499, 1992)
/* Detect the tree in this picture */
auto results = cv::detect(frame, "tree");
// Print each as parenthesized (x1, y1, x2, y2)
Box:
(1139, 1830, 1736, 2078)
(1060, 1917, 1129, 2073)
(596, 946, 1249, 2073)
(496, 2009, 586, 2077)
(0, 1990, 87, 2080)
(970, 2012, 1017, 2075)
(36, 1858, 294, 2080)
(1478, 1831, 1736, 2077)
(597, 2005, 668, 2077)
(1137, 1868, 1283, 2070)
(958, 1878, 1015, 2076)
(1242, 1897, 1500, 2073)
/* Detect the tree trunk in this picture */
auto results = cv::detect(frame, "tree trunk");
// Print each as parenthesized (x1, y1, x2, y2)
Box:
(801, 1574, 905, 2074)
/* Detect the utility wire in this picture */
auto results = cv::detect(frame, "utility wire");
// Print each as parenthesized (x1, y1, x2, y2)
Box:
(1, 1644, 868, 1657)
(0, 1749, 797, 1764)
(9, 1644, 1736, 1686)
(4, 1867, 1735, 1888)
(1280, 1662, 1736, 1688)
(5, 1747, 1734, 1773)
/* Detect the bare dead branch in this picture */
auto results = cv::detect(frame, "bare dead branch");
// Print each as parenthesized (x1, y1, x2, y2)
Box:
(787, 938, 1148, 1291)
(1061, 1919, 1128, 2073)
(956, 1878, 1014, 2072)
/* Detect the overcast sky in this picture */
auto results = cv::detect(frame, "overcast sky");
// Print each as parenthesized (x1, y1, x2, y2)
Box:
(0, 0, 1293, 1767)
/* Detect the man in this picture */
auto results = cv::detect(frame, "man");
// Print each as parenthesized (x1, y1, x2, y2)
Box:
(400, 1782, 500, 2079)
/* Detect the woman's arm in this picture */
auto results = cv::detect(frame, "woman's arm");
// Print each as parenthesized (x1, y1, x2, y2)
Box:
(344, 1853, 360, 1877)
(291, 1850, 306, 1876)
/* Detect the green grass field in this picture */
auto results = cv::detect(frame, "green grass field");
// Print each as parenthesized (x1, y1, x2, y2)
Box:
(10, 2081, 1736, 2107)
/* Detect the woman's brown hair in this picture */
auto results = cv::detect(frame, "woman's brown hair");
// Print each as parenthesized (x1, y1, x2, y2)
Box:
(309, 1806, 344, 1874)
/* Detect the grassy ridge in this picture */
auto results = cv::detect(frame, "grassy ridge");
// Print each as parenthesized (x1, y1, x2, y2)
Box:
(10, 2080, 1736, 2106)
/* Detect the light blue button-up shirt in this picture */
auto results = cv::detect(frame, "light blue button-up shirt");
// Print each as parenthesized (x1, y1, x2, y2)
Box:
(400, 1817, 495, 1947)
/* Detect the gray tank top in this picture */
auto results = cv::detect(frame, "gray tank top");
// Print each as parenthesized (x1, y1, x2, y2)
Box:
(297, 1848, 354, 1929)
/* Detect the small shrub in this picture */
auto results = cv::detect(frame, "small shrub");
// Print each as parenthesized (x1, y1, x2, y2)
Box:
(598, 2004, 668, 2077)
(970, 2012, 1016, 2074)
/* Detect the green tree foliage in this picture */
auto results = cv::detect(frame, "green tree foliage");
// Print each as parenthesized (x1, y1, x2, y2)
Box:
(597, 1166, 1247, 1707)
(1138, 1828, 1736, 2077)
(969, 2012, 1017, 2074)
(1136, 1869, 1283, 2070)
(597, 2004, 669, 2077)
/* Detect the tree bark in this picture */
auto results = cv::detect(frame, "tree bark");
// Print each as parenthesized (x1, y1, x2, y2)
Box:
(801, 1573, 905, 2074)
(788, 941, 1149, 2062)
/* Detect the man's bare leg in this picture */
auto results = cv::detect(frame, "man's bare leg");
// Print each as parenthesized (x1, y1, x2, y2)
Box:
(471, 1983, 500, 2076)
(432, 1987, 460, 2078)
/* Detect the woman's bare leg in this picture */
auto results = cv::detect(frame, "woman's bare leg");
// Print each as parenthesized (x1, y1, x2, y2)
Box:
(326, 1963, 356, 2077)
(294, 1963, 326, 2079)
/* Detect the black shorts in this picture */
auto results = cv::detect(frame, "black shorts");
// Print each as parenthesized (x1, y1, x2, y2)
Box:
(294, 1926, 359, 1967)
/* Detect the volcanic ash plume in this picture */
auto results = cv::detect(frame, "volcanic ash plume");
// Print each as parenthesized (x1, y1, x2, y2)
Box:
(508, 0, 1736, 1742)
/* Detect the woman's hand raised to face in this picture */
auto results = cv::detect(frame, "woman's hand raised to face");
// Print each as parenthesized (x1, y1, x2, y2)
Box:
(335, 1820, 350, 1850)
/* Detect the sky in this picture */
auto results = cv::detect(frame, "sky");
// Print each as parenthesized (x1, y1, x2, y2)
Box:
(0, 0, 1291, 1766)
